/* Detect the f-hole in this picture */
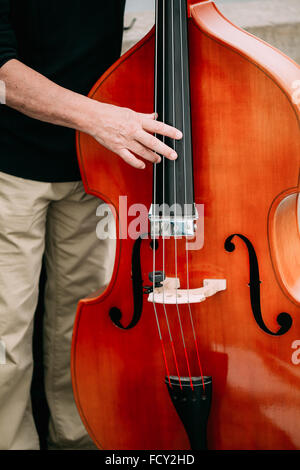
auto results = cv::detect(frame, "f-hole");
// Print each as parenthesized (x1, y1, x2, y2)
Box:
(225, 234, 293, 336)
(109, 236, 157, 330)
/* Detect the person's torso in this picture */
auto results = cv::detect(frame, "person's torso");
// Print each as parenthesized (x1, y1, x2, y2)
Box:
(0, 0, 125, 182)
(10, 0, 126, 92)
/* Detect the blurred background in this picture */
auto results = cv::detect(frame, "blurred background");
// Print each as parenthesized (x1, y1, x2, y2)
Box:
(123, 0, 300, 63)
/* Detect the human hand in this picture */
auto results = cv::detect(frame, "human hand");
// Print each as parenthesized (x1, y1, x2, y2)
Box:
(89, 102, 183, 169)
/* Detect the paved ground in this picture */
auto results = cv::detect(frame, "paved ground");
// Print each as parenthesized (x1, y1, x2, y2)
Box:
(125, 0, 278, 12)
(123, 0, 300, 63)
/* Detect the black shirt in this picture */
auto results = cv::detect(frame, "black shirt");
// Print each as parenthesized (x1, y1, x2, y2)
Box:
(0, 0, 125, 182)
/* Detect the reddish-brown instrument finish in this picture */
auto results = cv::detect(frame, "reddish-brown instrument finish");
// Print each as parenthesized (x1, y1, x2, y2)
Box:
(71, 1, 300, 449)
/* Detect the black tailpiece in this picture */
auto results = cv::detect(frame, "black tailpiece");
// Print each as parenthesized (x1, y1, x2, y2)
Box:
(166, 376, 212, 450)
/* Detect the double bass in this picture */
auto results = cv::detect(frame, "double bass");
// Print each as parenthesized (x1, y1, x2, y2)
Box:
(71, 0, 300, 449)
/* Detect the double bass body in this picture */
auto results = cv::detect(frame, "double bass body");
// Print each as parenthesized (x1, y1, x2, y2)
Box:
(71, 0, 300, 449)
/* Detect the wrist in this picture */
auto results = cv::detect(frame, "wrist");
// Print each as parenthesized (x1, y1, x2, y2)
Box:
(76, 98, 107, 138)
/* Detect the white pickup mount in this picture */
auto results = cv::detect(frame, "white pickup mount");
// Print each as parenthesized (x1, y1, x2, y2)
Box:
(147, 277, 226, 305)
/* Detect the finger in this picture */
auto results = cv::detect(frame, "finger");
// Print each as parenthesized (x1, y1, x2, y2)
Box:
(130, 141, 161, 164)
(143, 119, 183, 140)
(135, 130, 178, 160)
(138, 112, 157, 121)
(119, 148, 146, 169)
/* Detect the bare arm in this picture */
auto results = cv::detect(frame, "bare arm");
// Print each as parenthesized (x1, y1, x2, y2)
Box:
(0, 59, 182, 169)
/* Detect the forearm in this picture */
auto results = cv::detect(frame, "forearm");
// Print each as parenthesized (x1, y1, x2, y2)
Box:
(0, 58, 181, 169)
(0, 58, 97, 135)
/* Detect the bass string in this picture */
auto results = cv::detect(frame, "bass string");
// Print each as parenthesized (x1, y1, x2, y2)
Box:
(152, 0, 202, 390)
(152, 0, 172, 388)
(179, 0, 206, 390)
(161, 0, 183, 388)
(171, 0, 194, 390)
(151, 0, 183, 389)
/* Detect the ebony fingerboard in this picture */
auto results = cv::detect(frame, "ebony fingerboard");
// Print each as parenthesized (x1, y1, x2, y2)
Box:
(153, 0, 195, 218)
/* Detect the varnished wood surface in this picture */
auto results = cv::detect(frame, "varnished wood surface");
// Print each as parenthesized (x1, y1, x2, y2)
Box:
(71, 1, 300, 449)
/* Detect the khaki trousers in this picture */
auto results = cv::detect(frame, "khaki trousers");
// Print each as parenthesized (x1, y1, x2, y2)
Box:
(0, 171, 115, 450)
